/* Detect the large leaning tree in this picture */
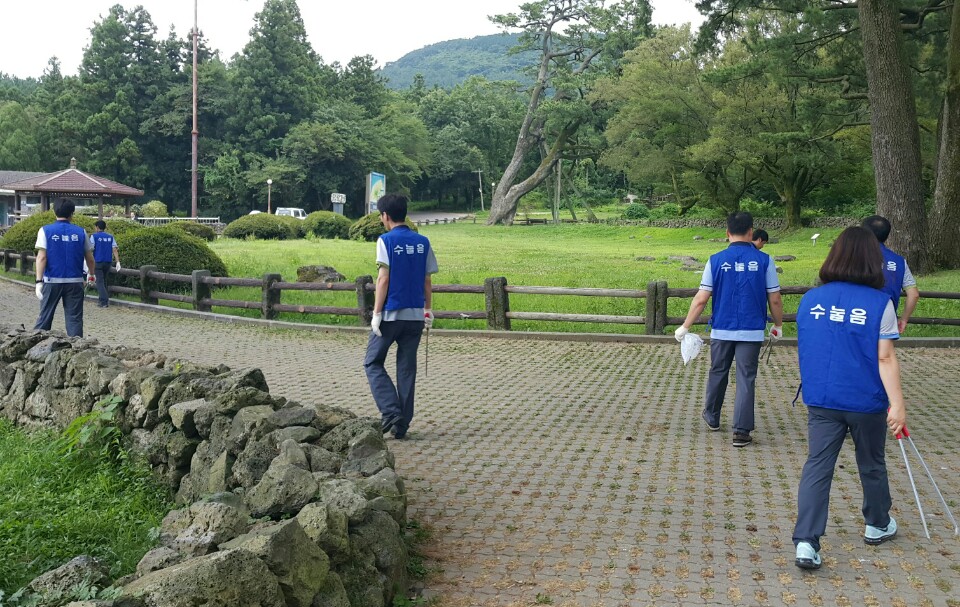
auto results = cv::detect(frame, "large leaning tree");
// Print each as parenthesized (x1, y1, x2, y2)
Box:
(697, 0, 957, 272)
(486, 0, 653, 225)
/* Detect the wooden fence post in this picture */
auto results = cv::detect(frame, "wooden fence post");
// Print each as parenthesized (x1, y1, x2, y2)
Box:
(192, 270, 212, 312)
(262, 273, 281, 320)
(140, 265, 158, 304)
(356, 275, 374, 326)
(19, 251, 31, 276)
(485, 276, 510, 330)
(655, 280, 668, 334)
(645, 281, 658, 335)
(2, 249, 13, 273)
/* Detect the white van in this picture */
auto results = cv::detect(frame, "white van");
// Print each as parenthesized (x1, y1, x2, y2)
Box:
(276, 207, 307, 220)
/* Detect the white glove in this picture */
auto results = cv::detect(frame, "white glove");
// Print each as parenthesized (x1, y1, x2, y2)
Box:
(770, 325, 783, 340)
(424, 309, 434, 330)
(35, 282, 44, 300)
(115, 262, 121, 272)
(371, 313, 382, 337)
(674, 326, 689, 342)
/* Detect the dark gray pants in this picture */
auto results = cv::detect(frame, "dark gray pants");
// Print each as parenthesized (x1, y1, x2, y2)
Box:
(793, 406, 891, 551)
(703, 339, 762, 434)
(94, 261, 112, 305)
(364, 320, 423, 435)
(34, 282, 85, 337)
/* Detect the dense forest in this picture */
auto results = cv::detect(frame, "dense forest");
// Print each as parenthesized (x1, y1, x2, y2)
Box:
(0, 0, 958, 269)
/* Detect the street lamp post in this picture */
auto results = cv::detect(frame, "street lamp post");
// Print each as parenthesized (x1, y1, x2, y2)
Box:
(267, 179, 273, 214)
(475, 169, 484, 212)
(190, 0, 199, 218)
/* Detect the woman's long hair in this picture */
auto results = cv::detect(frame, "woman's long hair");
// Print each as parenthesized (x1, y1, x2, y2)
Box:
(819, 226, 885, 289)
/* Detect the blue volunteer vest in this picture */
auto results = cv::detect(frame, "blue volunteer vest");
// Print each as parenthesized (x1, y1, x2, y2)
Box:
(797, 282, 890, 413)
(92, 232, 115, 263)
(42, 220, 87, 281)
(708, 242, 770, 332)
(380, 226, 431, 311)
(880, 244, 906, 311)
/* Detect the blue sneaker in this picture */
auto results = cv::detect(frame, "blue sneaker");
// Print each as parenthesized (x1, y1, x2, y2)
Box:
(795, 542, 821, 570)
(864, 517, 897, 545)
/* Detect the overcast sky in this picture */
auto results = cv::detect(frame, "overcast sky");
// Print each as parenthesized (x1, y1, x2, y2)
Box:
(4, 0, 704, 79)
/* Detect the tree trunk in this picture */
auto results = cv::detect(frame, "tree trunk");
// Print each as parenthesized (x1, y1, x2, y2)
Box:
(930, 0, 960, 269)
(858, 0, 930, 273)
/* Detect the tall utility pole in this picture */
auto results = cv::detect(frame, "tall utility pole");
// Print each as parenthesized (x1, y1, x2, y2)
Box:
(190, 0, 199, 218)
(475, 169, 484, 212)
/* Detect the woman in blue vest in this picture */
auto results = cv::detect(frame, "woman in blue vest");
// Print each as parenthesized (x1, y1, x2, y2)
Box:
(793, 226, 907, 570)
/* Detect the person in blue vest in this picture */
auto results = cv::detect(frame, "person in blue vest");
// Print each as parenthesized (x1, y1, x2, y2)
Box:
(90, 220, 121, 308)
(752, 228, 769, 250)
(861, 215, 920, 334)
(793, 226, 906, 570)
(364, 194, 438, 440)
(33, 198, 96, 337)
(675, 212, 783, 447)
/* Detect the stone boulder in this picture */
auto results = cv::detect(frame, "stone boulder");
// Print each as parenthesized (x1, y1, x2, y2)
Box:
(308, 404, 356, 433)
(774, 255, 796, 262)
(349, 511, 408, 597)
(296, 502, 350, 561)
(118, 549, 285, 607)
(136, 546, 183, 576)
(27, 555, 111, 596)
(232, 437, 278, 488)
(316, 479, 370, 524)
(161, 494, 250, 556)
(246, 459, 320, 518)
(311, 571, 351, 607)
(297, 265, 346, 283)
(319, 418, 379, 454)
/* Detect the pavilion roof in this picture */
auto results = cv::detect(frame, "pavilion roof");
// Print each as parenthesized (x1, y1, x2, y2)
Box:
(3, 168, 144, 198)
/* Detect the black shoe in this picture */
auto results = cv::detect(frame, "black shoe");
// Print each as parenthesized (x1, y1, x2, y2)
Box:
(381, 416, 399, 435)
(733, 432, 752, 447)
(702, 410, 720, 431)
(392, 430, 407, 440)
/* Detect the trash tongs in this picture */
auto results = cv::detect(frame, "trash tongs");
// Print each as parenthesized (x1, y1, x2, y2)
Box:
(897, 426, 960, 539)
(761, 333, 775, 364)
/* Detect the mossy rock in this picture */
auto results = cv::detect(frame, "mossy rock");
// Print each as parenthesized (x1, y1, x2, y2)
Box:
(304, 211, 352, 240)
(223, 214, 297, 240)
(0, 211, 96, 252)
(348, 213, 418, 242)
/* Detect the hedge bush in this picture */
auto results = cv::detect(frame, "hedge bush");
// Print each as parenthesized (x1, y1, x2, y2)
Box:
(140, 201, 168, 217)
(222, 213, 296, 240)
(624, 203, 650, 220)
(115, 227, 227, 292)
(103, 218, 144, 238)
(349, 213, 418, 242)
(167, 221, 216, 242)
(0, 211, 96, 252)
(304, 211, 352, 240)
(277, 215, 307, 239)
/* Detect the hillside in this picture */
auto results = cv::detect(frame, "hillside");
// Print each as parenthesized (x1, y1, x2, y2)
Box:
(380, 33, 535, 90)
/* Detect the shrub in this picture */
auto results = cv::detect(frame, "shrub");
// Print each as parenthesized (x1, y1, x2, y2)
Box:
(115, 227, 227, 292)
(647, 203, 681, 220)
(222, 213, 296, 240)
(140, 200, 168, 217)
(103, 217, 144, 238)
(349, 213, 418, 242)
(305, 211, 352, 240)
(277, 215, 307, 239)
(167, 221, 216, 242)
(623, 203, 650, 220)
(0, 211, 96, 252)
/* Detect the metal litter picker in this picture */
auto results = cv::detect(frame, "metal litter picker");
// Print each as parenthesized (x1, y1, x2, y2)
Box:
(896, 426, 959, 539)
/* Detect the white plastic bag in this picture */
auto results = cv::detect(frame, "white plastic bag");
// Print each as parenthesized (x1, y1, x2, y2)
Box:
(680, 332, 704, 366)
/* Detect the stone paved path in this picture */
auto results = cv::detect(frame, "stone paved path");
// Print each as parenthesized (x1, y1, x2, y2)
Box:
(2, 281, 958, 607)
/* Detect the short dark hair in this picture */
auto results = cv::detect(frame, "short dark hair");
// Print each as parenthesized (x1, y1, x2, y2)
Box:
(861, 215, 891, 243)
(727, 211, 753, 236)
(753, 229, 769, 243)
(94, 220, 107, 230)
(378, 193, 408, 222)
(53, 198, 75, 219)
(819, 226, 885, 289)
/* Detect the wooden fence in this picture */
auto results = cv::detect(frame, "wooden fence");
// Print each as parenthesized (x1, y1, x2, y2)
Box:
(3, 249, 959, 333)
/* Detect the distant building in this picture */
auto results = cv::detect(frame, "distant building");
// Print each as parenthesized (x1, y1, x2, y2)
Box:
(0, 170, 44, 226)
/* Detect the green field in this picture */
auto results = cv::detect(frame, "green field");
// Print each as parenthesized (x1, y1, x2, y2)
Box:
(204, 222, 960, 337)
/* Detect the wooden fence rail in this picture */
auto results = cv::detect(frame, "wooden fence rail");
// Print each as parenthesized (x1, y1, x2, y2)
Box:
(3, 249, 959, 334)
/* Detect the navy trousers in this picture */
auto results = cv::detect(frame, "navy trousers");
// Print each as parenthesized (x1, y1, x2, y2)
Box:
(793, 406, 892, 551)
(703, 339, 762, 434)
(35, 282, 85, 337)
(94, 261, 112, 305)
(364, 320, 424, 435)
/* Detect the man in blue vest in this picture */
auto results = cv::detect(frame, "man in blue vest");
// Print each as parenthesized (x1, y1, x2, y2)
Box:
(675, 212, 783, 447)
(861, 215, 920, 333)
(90, 220, 121, 308)
(34, 198, 96, 337)
(364, 194, 438, 440)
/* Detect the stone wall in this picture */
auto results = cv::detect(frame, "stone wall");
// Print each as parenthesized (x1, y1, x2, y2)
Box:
(606, 217, 859, 230)
(0, 326, 408, 607)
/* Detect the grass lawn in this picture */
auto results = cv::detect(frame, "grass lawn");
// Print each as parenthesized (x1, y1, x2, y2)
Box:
(204, 222, 960, 337)
(0, 421, 171, 595)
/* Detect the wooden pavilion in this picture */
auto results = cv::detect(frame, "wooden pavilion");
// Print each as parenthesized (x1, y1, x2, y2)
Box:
(2, 158, 144, 220)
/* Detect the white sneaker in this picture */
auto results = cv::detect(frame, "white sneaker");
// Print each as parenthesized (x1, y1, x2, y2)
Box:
(864, 516, 897, 545)
(795, 542, 821, 570)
